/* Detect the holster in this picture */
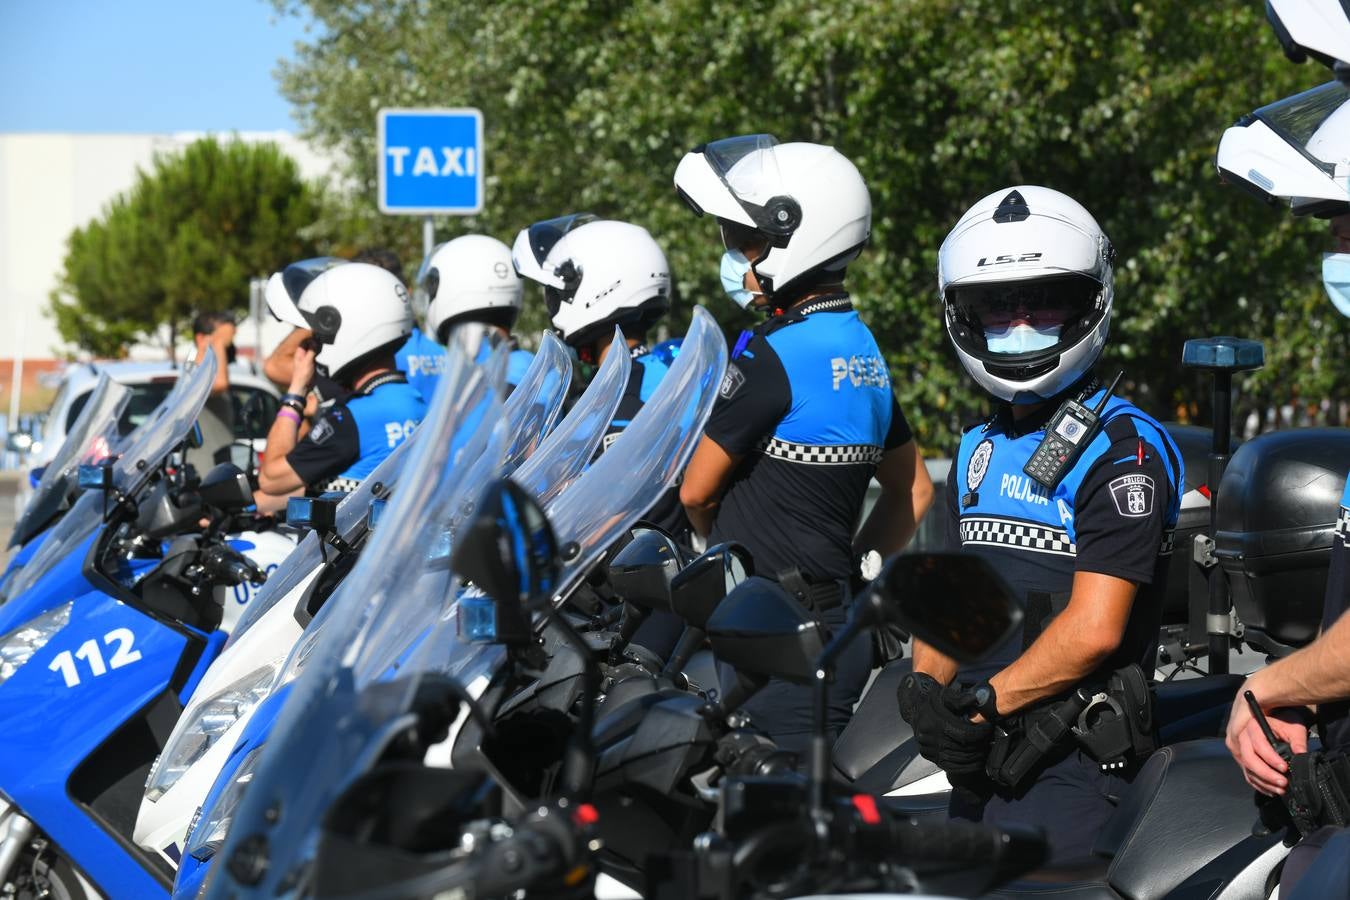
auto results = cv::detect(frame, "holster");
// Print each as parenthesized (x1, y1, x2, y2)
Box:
(776, 567, 845, 615)
(1283, 751, 1350, 838)
(986, 692, 1089, 790)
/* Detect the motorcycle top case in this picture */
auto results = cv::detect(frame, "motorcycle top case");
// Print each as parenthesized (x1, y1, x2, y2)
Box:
(1215, 427, 1350, 655)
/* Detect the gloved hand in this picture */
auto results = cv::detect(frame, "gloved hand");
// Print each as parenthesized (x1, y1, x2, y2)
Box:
(909, 681, 995, 777)
(897, 671, 940, 724)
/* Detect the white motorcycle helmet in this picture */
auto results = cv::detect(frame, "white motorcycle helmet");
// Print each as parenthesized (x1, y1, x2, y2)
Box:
(1266, 0, 1350, 77)
(673, 134, 870, 303)
(938, 186, 1114, 404)
(1217, 80, 1350, 218)
(415, 235, 524, 345)
(512, 215, 670, 348)
(265, 258, 413, 383)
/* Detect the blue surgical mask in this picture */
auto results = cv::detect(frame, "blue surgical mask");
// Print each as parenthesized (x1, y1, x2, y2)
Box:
(1322, 253, 1350, 318)
(720, 249, 760, 309)
(984, 323, 1061, 354)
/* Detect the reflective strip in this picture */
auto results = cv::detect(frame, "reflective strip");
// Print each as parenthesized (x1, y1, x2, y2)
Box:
(1338, 507, 1350, 543)
(758, 436, 884, 466)
(320, 476, 362, 493)
(959, 516, 1076, 557)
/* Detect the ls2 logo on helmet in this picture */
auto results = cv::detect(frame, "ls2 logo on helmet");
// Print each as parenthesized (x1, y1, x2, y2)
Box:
(967, 439, 994, 491)
(977, 252, 1043, 267)
(1108, 473, 1155, 518)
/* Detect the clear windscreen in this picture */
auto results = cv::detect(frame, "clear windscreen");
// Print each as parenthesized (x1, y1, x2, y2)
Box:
(12, 374, 130, 548)
(1, 356, 217, 604)
(512, 328, 628, 507)
(499, 331, 570, 470)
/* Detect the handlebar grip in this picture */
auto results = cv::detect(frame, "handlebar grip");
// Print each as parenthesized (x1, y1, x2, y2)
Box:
(884, 813, 1044, 869)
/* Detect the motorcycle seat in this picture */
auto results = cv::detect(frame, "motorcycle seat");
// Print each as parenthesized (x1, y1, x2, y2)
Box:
(833, 657, 913, 781)
(990, 739, 1259, 900)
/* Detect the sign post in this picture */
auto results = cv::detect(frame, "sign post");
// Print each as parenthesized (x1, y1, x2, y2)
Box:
(377, 108, 485, 265)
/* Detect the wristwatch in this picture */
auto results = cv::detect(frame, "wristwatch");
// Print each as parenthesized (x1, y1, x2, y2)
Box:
(970, 681, 1000, 721)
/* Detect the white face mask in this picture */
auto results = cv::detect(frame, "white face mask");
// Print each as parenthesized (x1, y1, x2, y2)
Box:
(984, 322, 1061, 354)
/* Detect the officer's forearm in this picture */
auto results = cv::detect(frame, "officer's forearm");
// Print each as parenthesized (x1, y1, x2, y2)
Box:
(987, 571, 1135, 717)
(911, 639, 958, 686)
(684, 502, 717, 539)
(1245, 612, 1350, 710)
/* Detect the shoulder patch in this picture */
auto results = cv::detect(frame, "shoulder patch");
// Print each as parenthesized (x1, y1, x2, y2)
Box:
(719, 363, 746, 399)
(967, 438, 994, 490)
(1108, 473, 1155, 518)
(309, 417, 336, 445)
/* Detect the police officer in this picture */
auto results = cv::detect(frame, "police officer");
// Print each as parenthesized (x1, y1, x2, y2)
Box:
(904, 186, 1182, 866)
(257, 260, 426, 499)
(673, 135, 933, 752)
(1216, 74, 1350, 891)
(416, 234, 534, 388)
(264, 248, 446, 405)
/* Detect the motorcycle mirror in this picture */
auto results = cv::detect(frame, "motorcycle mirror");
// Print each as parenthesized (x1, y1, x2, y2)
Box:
(608, 527, 683, 612)
(77, 461, 114, 491)
(452, 479, 558, 646)
(855, 552, 1020, 664)
(287, 494, 341, 535)
(669, 542, 753, 628)
(706, 575, 825, 684)
(199, 463, 254, 512)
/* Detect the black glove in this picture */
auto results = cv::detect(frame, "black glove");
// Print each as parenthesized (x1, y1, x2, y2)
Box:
(897, 671, 940, 724)
(910, 681, 995, 777)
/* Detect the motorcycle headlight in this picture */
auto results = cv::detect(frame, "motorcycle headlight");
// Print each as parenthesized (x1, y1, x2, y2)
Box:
(184, 744, 264, 862)
(144, 664, 276, 802)
(0, 602, 72, 685)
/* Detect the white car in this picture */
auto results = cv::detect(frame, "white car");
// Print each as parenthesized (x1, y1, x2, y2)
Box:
(13, 361, 279, 510)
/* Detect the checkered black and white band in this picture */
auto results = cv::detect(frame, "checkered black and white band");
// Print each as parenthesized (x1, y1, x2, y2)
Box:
(1337, 507, 1350, 543)
(758, 436, 885, 466)
(319, 476, 362, 494)
(960, 516, 1076, 557)
(960, 516, 1178, 559)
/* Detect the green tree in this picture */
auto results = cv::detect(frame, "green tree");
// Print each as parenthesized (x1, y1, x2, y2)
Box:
(50, 137, 323, 358)
(276, 0, 1345, 451)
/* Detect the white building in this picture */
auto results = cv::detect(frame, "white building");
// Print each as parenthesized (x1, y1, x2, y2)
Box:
(0, 131, 335, 408)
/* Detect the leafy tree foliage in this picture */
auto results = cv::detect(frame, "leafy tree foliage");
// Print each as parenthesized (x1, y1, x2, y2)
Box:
(51, 137, 322, 358)
(275, 0, 1346, 450)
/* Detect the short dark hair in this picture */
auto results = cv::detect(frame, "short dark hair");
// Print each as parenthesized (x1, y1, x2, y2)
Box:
(352, 247, 405, 283)
(192, 310, 236, 336)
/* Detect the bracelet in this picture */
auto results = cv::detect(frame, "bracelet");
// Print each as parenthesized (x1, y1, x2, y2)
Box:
(282, 392, 306, 407)
(280, 398, 305, 415)
(276, 407, 302, 426)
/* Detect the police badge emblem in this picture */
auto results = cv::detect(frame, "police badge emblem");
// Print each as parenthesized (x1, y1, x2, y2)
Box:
(968, 439, 994, 491)
(1108, 473, 1155, 518)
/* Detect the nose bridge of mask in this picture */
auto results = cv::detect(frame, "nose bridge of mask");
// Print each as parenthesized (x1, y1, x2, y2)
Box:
(1322, 252, 1350, 319)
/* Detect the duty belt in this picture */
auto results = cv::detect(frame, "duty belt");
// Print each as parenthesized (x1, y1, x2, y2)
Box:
(775, 567, 845, 615)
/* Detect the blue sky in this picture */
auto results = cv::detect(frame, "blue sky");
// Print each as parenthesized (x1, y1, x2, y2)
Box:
(0, 1, 310, 133)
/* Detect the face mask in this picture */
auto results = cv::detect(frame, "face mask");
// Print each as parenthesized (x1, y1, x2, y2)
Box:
(720, 249, 761, 309)
(984, 323, 1061, 354)
(1322, 253, 1350, 318)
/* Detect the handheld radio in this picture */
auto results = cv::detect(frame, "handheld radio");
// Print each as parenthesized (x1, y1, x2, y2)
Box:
(1022, 371, 1124, 491)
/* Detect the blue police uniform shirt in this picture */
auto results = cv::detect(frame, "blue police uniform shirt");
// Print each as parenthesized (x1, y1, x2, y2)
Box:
(1317, 477, 1350, 750)
(286, 372, 427, 492)
(397, 327, 447, 402)
(945, 384, 1183, 684)
(471, 339, 535, 391)
(704, 295, 912, 583)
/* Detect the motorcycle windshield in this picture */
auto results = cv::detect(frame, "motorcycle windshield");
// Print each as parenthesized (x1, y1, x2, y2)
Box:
(1, 356, 218, 605)
(205, 309, 726, 898)
(11, 374, 130, 549)
(203, 345, 510, 895)
(512, 327, 628, 507)
(500, 331, 571, 471)
(224, 434, 419, 648)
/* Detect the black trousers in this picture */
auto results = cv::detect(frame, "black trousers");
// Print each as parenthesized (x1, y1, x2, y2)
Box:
(949, 748, 1133, 867)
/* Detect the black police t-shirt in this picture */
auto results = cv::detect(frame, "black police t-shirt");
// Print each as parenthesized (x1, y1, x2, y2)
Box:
(1317, 481, 1350, 751)
(944, 403, 1178, 684)
(705, 304, 911, 584)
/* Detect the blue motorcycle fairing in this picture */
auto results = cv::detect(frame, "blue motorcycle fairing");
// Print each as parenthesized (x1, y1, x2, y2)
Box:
(0, 534, 160, 638)
(0, 527, 54, 597)
(0, 590, 198, 898)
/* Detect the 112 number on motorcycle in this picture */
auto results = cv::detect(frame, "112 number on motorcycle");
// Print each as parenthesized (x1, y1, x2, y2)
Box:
(48, 629, 142, 687)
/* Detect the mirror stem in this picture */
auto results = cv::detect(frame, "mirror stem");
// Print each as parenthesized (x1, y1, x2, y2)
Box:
(660, 626, 706, 680)
(809, 618, 865, 847)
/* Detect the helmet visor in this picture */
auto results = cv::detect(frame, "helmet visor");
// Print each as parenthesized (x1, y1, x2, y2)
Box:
(523, 213, 597, 268)
(947, 274, 1103, 350)
(1254, 81, 1350, 173)
(686, 134, 800, 239)
(413, 243, 447, 319)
